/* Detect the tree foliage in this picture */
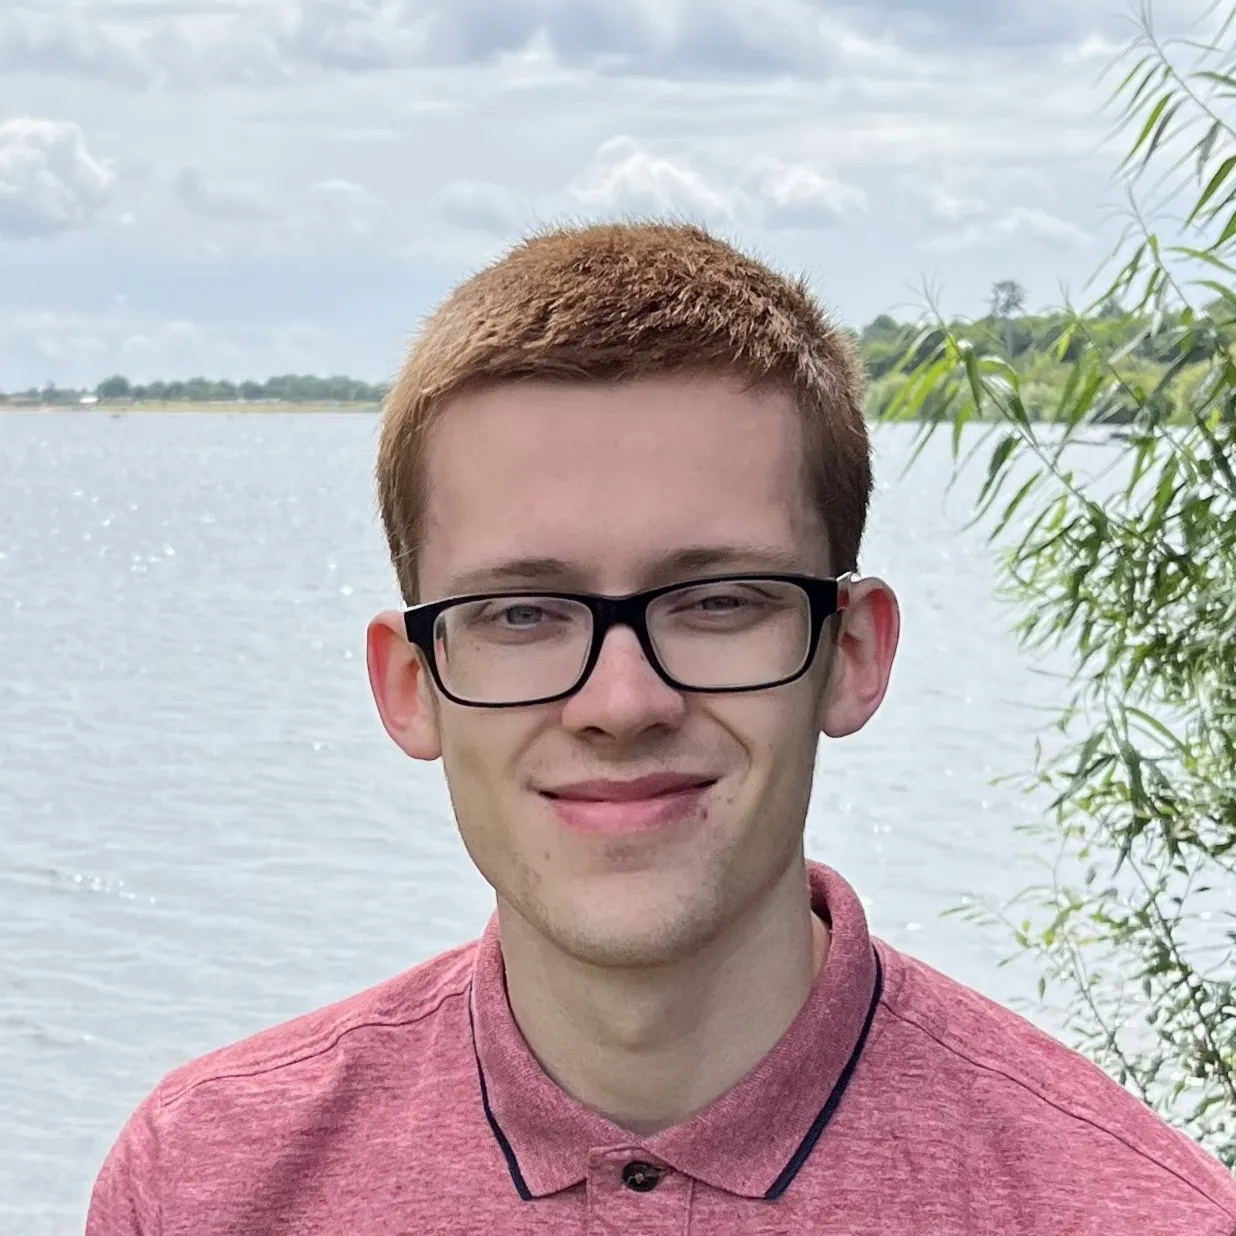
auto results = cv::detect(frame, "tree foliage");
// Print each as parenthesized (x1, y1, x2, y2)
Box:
(0, 374, 389, 406)
(859, 297, 1236, 421)
(990, 280, 1028, 320)
(880, 0, 1236, 1166)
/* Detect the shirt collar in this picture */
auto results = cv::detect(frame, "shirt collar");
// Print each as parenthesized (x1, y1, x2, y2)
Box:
(468, 860, 883, 1200)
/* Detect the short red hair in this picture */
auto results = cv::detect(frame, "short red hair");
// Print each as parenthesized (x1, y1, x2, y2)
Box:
(376, 222, 871, 602)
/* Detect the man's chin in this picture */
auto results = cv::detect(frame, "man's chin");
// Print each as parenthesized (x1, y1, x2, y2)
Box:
(551, 926, 698, 970)
(538, 885, 722, 970)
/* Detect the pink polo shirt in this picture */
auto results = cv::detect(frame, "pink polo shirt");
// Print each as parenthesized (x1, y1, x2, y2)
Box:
(87, 862, 1236, 1235)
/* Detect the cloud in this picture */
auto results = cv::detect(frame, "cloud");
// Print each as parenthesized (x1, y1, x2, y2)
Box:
(928, 205, 1089, 251)
(1060, 31, 1122, 65)
(4, 0, 1212, 104)
(0, 0, 917, 89)
(0, 118, 114, 240)
(0, 0, 1145, 389)
(437, 179, 527, 235)
(0, 0, 1151, 99)
(0, 306, 332, 383)
(569, 136, 739, 223)
(1, 308, 113, 368)
(566, 141, 865, 231)
(172, 168, 274, 222)
(279, 0, 421, 71)
(302, 179, 381, 237)
(844, 0, 1109, 50)
(924, 188, 987, 224)
(113, 316, 330, 373)
(666, 0, 842, 76)
(167, 168, 385, 248)
(0, 1, 422, 87)
(406, 0, 874, 78)
(756, 162, 866, 228)
(399, 0, 553, 65)
(292, 0, 1160, 77)
(0, 8, 152, 86)
(413, 0, 921, 78)
(136, 8, 302, 89)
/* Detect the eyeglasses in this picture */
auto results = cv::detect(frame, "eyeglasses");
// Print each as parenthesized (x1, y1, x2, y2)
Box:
(402, 572, 854, 708)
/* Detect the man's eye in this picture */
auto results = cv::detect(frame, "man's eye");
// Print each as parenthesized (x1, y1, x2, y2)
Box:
(497, 605, 546, 627)
(672, 591, 758, 615)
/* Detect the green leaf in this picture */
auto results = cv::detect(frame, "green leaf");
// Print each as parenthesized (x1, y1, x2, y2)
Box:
(1194, 118, 1220, 179)
(1127, 92, 1173, 164)
(1121, 60, 1167, 120)
(1193, 69, 1236, 91)
(1114, 52, 1155, 98)
(950, 397, 973, 456)
(979, 432, 1019, 505)
(1151, 455, 1181, 519)
(1124, 707, 1190, 758)
(961, 345, 987, 405)
(1174, 248, 1236, 277)
(1138, 99, 1184, 170)
(992, 469, 1043, 540)
(1215, 204, 1236, 250)
(1187, 154, 1236, 225)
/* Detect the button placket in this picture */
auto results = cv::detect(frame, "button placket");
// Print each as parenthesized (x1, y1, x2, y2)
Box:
(586, 1149, 686, 1235)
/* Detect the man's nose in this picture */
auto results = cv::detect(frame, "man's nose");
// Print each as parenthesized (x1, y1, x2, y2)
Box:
(558, 624, 687, 737)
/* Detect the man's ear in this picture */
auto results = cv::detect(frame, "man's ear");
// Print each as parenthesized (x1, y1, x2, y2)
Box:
(366, 612, 443, 761)
(817, 578, 900, 739)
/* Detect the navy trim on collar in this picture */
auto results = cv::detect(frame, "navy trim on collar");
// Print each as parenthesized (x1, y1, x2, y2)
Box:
(763, 949, 884, 1199)
(475, 946, 885, 1203)
(468, 992, 533, 1201)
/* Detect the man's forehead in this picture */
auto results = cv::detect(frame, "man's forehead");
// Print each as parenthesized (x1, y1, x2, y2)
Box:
(433, 542, 819, 599)
(415, 375, 824, 596)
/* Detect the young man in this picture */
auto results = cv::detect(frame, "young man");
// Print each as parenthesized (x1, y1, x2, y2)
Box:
(87, 223, 1236, 1235)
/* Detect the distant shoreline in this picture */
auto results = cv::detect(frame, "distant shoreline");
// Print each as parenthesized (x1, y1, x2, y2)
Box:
(0, 401, 1131, 432)
(1, 401, 382, 414)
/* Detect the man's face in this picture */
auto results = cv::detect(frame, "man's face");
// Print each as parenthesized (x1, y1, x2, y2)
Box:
(369, 374, 893, 968)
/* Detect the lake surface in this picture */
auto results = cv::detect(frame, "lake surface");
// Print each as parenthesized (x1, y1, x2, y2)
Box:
(2, 411, 1081, 1235)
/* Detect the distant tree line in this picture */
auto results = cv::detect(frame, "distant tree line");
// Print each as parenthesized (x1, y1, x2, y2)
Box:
(1, 295, 1228, 423)
(859, 293, 1230, 377)
(858, 290, 1232, 425)
(0, 373, 389, 407)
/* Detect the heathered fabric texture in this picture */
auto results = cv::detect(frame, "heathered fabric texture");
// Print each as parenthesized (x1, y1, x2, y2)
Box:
(87, 863, 1236, 1235)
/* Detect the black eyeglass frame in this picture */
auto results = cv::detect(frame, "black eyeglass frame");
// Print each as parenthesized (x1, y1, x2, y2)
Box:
(402, 571, 856, 709)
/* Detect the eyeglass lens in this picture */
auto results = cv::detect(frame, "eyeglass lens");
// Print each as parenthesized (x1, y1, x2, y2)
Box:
(431, 578, 813, 704)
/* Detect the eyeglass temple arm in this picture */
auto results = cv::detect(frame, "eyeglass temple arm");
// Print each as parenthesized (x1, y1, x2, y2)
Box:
(836, 571, 859, 612)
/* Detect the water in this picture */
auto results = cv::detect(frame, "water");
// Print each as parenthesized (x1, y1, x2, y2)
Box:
(1, 411, 1074, 1235)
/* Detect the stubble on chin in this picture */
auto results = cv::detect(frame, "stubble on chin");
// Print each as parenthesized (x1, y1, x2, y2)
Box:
(510, 841, 751, 971)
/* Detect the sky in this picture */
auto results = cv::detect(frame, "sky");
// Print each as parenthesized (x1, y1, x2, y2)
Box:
(0, 0, 1205, 389)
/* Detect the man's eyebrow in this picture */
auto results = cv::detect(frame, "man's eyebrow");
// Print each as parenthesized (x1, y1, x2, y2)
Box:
(444, 557, 581, 595)
(656, 544, 807, 576)
(441, 544, 809, 597)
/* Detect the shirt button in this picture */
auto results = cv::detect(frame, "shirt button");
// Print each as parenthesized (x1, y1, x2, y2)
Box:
(621, 1161, 663, 1192)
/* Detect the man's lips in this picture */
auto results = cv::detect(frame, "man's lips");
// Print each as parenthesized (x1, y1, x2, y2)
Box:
(538, 774, 718, 834)
(541, 773, 718, 802)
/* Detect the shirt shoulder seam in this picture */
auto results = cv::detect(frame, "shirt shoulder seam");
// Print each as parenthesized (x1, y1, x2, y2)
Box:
(156, 981, 471, 1109)
(877, 997, 1236, 1220)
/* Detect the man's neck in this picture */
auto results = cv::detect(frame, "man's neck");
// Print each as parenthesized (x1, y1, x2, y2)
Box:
(497, 862, 830, 1136)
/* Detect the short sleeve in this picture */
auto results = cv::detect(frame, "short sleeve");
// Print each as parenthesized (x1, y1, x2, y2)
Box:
(85, 1097, 161, 1236)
